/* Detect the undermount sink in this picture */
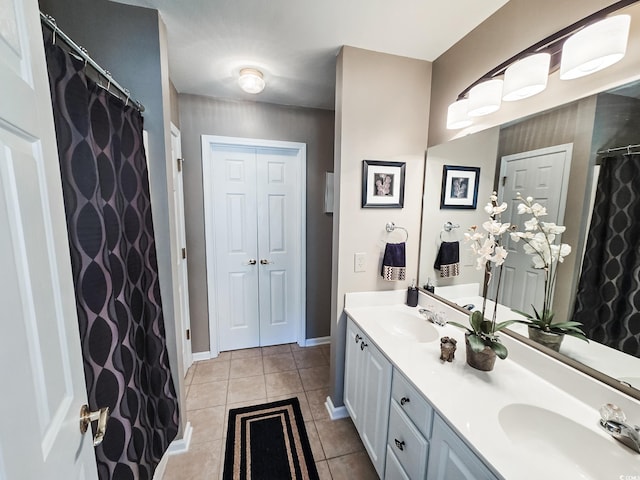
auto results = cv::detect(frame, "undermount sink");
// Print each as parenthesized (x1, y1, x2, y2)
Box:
(376, 312, 438, 343)
(499, 404, 634, 479)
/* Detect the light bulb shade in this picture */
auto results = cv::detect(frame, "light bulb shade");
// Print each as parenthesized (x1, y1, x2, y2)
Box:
(503, 53, 550, 101)
(238, 68, 265, 94)
(468, 79, 503, 117)
(446, 99, 472, 129)
(560, 15, 631, 80)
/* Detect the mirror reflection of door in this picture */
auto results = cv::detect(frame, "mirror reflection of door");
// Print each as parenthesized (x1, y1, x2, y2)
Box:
(493, 144, 572, 314)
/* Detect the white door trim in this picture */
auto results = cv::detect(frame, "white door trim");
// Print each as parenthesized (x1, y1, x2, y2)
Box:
(202, 135, 307, 357)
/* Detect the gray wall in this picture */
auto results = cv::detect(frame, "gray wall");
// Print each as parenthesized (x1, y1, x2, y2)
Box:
(39, 0, 184, 429)
(178, 94, 335, 353)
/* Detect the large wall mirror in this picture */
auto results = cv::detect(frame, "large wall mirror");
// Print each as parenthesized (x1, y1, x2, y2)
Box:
(418, 78, 640, 400)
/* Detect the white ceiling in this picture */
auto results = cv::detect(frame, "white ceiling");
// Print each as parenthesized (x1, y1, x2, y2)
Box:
(115, 0, 510, 110)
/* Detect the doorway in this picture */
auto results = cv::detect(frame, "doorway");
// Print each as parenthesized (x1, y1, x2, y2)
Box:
(202, 136, 306, 355)
(495, 143, 572, 312)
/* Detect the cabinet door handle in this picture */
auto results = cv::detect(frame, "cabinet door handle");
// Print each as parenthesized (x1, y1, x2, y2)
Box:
(360, 341, 368, 351)
(400, 397, 410, 406)
(394, 438, 405, 451)
(355, 334, 361, 344)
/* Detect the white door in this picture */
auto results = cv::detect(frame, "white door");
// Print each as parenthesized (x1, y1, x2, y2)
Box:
(203, 137, 306, 353)
(0, 0, 98, 478)
(170, 124, 193, 372)
(496, 144, 572, 313)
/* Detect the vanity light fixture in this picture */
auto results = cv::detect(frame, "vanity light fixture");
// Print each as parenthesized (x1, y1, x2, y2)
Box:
(445, 0, 638, 129)
(468, 79, 503, 117)
(238, 68, 265, 94)
(560, 15, 631, 80)
(446, 99, 472, 129)
(502, 53, 551, 101)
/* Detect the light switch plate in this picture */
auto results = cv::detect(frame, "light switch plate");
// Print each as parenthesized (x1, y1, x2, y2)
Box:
(354, 252, 367, 272)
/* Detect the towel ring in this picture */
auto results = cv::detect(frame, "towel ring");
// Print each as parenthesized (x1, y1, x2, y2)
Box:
(439, 222, 460, 241)
(385, 222, 409, 242)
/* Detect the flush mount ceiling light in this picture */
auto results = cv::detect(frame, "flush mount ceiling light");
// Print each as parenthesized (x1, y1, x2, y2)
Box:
(238, 68, 265, 94)
(468, 79, 503, 117)
(503, 53, 551, 101)
(560, 15, 631, 80)
(446, 99, 472, 129)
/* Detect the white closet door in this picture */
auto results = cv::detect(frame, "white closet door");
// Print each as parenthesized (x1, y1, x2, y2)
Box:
(211, 145, 260, 351)
(256, 148, 302, 346)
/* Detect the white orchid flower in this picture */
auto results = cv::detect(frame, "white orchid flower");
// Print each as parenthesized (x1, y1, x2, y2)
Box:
(517, 203, 531, 215)
(482, 220, 510, 236)
(540, 222, 566, 234)
(524, 217, 538, 231)
(530, 203, 548, 216)
(491, 245, 508, 266)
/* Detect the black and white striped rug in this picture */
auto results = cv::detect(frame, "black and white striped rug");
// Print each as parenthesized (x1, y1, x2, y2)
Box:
(222, 398, 319, 480)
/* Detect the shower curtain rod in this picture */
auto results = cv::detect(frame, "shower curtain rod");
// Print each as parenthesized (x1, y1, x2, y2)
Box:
(40, 12, 145, 112)
(597, 144, 640, 155)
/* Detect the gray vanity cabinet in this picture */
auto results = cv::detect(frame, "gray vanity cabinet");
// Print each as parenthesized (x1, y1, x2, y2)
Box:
(344, 319, 392, 478)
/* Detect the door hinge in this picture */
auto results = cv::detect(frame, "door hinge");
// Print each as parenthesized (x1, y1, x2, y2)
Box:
(502, 176, 507, 186)
(182, 247, 187, 259)
(177, 157, 184, 172)
(186, 329, 190, 340)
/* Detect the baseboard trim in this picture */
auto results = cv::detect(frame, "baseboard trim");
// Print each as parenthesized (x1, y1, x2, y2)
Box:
(325, 396, 349, 420)
(153, 422, 192, 479)
(168, 421, 192, 455)
(192, 351, 212, 362)
(304, 336, 331, 347)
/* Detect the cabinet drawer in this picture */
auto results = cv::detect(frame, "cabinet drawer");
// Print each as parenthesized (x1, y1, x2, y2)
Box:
(388, 401, 429, 480)
(385, 445, 410, 480)
(392, 370, 433, 436)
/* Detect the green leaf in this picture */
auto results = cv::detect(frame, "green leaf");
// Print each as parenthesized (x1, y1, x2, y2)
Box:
(494, 320, 518, 332)
(467, 334, 487, 353)
(479, 320, 494, 335)
(491, 341, 508, 359)
(551, 321, 583, 328)
(448, 321, 472, 334)
(531, 304, 542, 320)
(511, 308, 534, 319)
(470, 311, 484, 333)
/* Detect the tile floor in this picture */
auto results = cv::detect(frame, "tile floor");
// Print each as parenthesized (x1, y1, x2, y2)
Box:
(163, 343, 378, 480)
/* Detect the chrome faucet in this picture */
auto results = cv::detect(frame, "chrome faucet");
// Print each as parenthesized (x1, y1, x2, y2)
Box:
(599, 403, 640, 453)
(419, 308, 447, 326)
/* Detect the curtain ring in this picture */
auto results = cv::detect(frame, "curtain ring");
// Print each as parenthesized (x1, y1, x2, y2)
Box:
(47, 16, 57, 44)
(79, 46, 88, 68)
(104, 71, 112, 92)
(123, 88, 130, 107)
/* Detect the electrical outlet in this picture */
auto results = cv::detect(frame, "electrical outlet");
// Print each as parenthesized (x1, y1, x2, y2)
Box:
(354, 252, 367, 272)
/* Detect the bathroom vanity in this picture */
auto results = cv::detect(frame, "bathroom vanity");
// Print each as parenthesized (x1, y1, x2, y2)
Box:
(343, 290, 640, 480)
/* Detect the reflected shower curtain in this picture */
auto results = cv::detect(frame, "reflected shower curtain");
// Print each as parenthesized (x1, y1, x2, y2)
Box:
(573, 153, 640, 358)
(43, 30, 179, 479)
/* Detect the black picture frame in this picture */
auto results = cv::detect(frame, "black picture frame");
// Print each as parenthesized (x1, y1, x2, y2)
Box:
(440, 165, 480, 209)
(361, 160, 406, 208)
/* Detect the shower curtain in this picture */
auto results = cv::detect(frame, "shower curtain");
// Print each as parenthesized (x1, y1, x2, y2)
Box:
(43, 30, 179, 479)
(573, 153, 640, 358)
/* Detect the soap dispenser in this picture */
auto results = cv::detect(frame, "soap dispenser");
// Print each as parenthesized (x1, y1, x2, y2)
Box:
(425, 277, 435, 294)
(407, 279, 418, 307)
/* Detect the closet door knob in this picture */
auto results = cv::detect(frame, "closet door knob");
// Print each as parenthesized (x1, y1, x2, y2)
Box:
(260, 259, 273, 265)
(360, 341, 368, 351)
(400, 397, 410, 406)
(394, 439, 405, 451)
(245, 259, 257, 265)
(80, 405, 110, 446)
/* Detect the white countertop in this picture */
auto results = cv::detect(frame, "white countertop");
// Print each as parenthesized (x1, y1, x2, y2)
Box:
(344, 290, 640, 480)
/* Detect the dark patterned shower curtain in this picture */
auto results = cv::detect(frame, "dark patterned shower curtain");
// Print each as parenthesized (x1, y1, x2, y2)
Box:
(573, 153, 640, 358)
(43, 30, 179, 479)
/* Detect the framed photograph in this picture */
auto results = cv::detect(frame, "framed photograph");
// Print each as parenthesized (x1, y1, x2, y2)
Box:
(361, 160, 406, 208)
(440, 165, 480, 209)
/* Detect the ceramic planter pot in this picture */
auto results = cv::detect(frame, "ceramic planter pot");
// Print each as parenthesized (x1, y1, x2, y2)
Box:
(464, 334, 496, 371)
(527, 325, 564, 352)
